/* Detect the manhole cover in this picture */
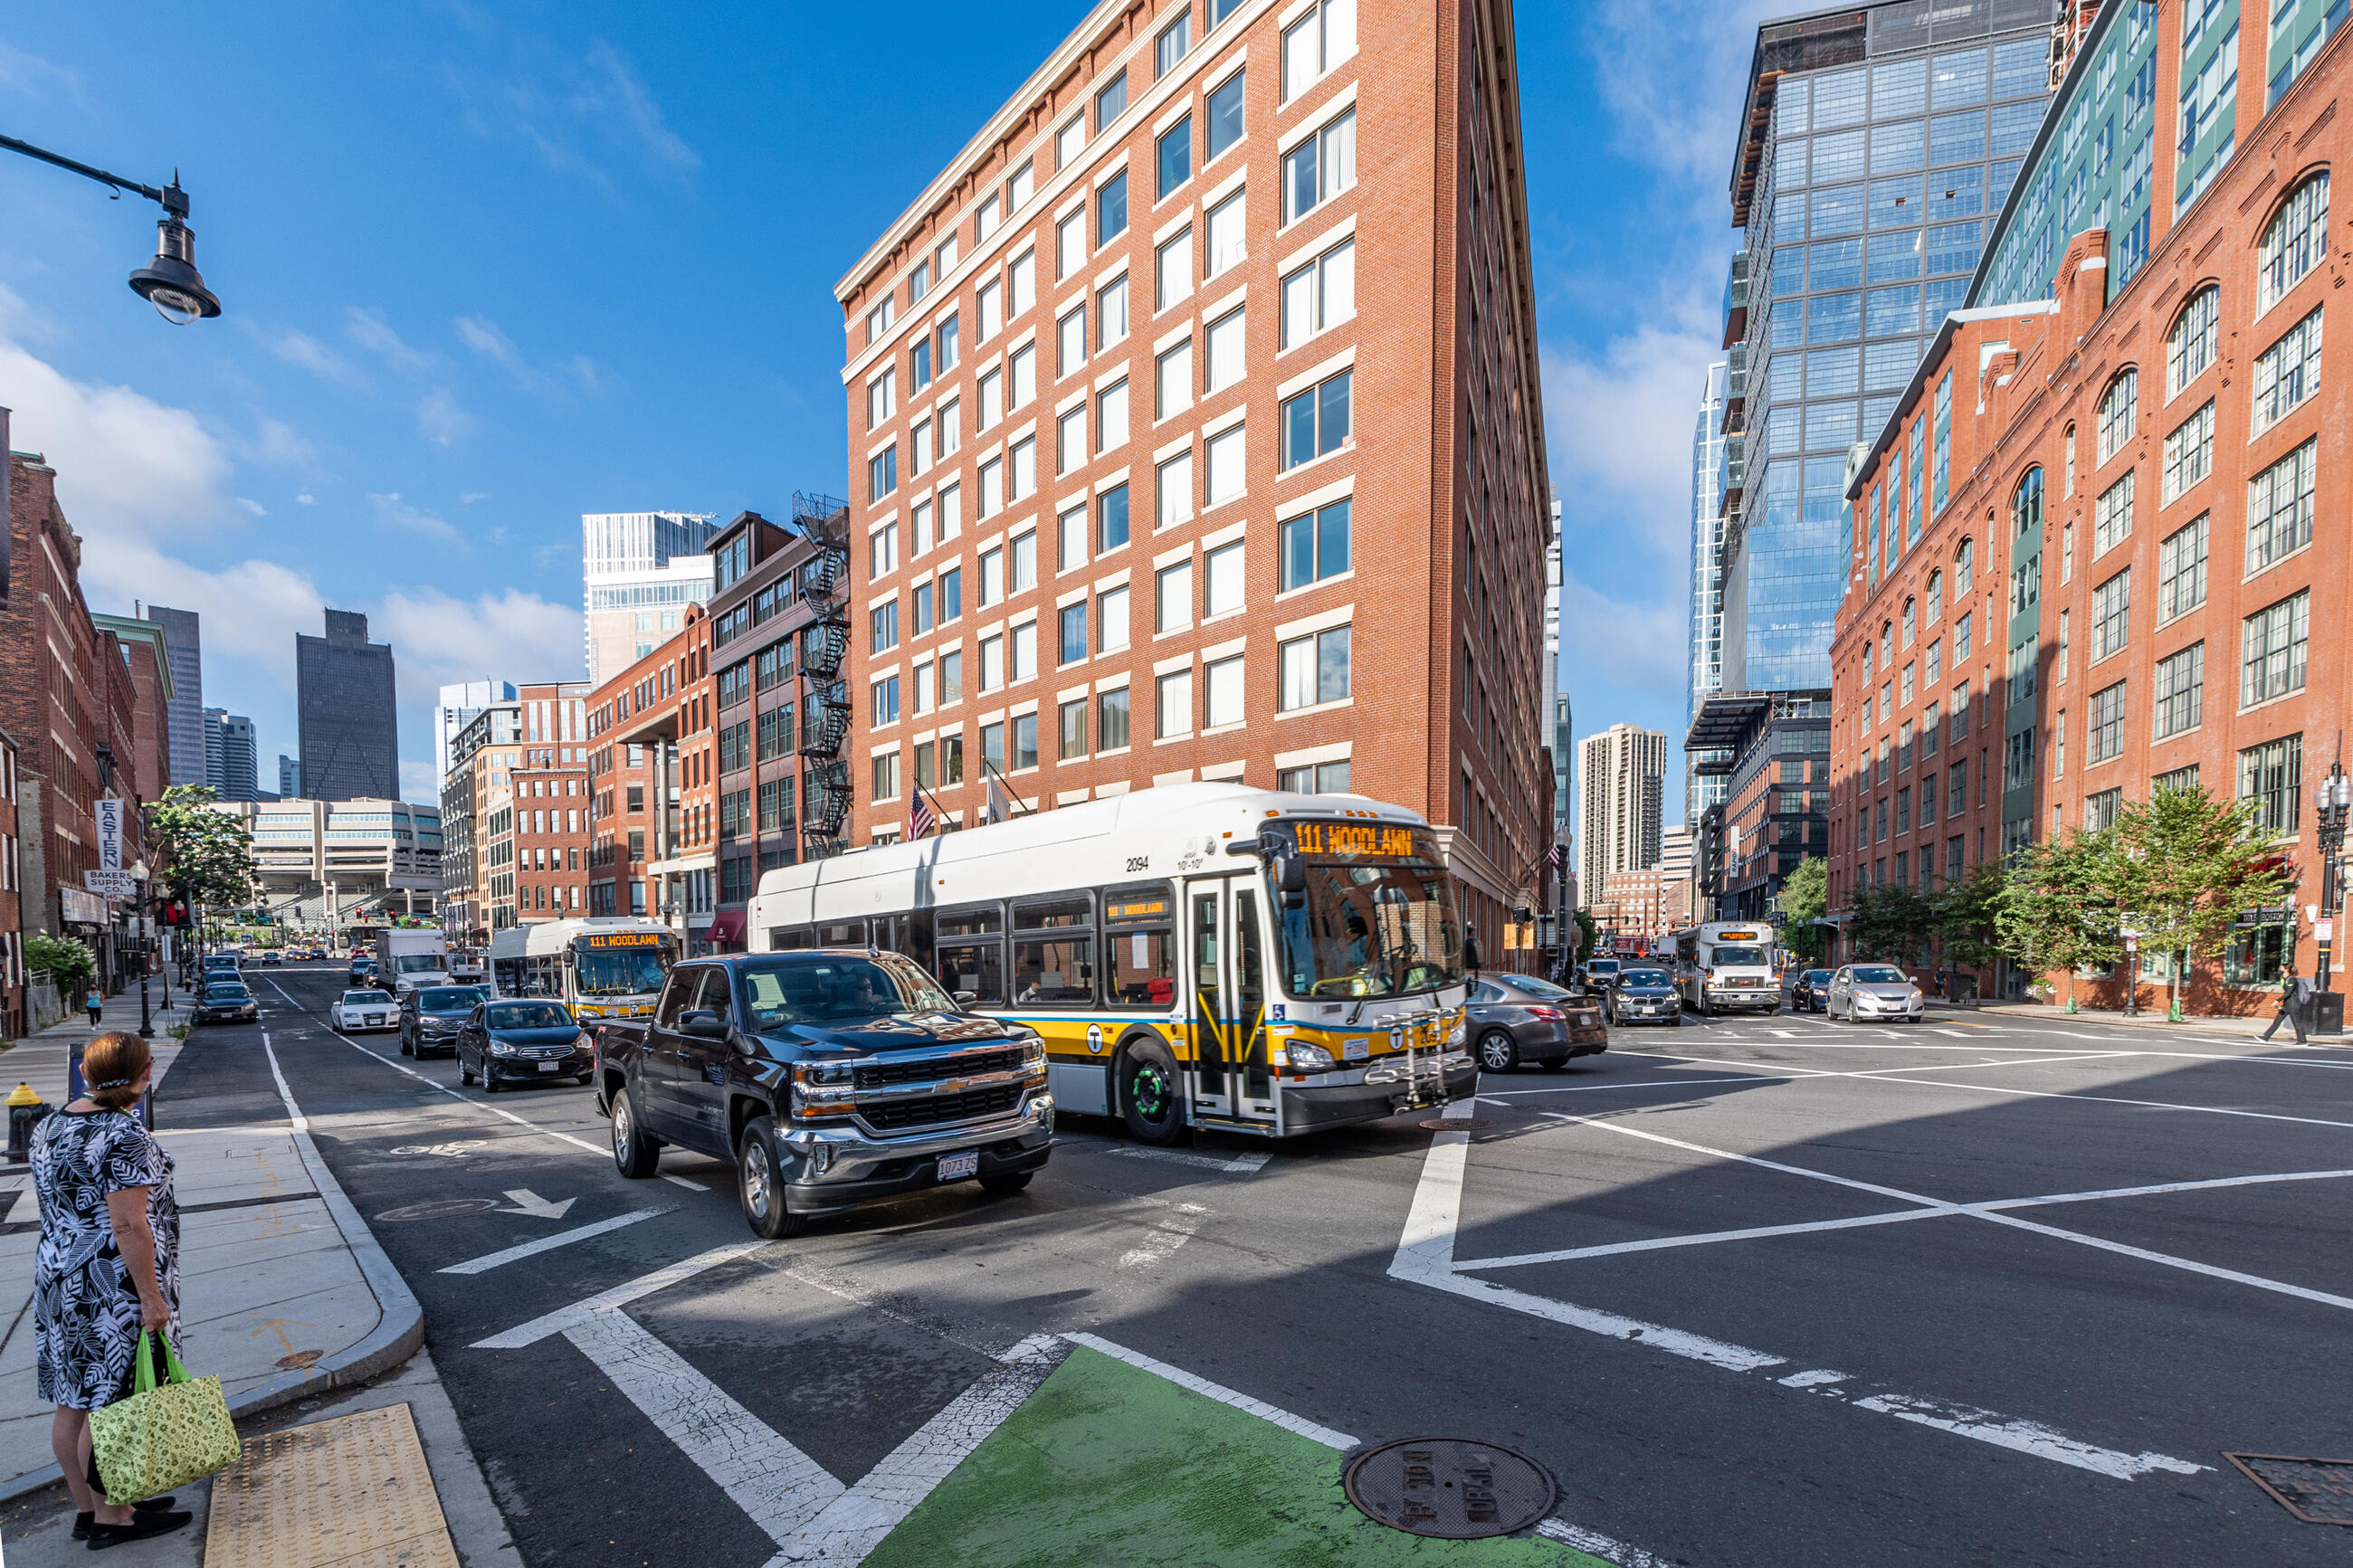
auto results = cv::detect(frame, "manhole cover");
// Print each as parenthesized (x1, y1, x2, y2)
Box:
(374, 1197, 501, 1222)
(2226, 1453, 2353, 1525)
(274, 1349, 323, 1370)
(1345, 1437, 1554, 1539)
(1419, 1118, 1495, 1131)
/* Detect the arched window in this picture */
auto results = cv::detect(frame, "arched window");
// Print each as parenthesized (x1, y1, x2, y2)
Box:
(2259, 173, 2329, 313)
(2012, 466, 2044, 537)
(1926, 568, 1944, 623)
(1880, 622, 1893, 670)
(1901, 597, 1916, 647)
(1862, 641, 1874, 681)
(2097, 371, 2137, 463)
(1955, 537, 1975, 594)
(2062, 422, 2077, 496)
(2167, 285, 2220, 395)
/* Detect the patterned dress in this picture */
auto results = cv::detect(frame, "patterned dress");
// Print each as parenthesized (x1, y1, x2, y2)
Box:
(31, 1109, 181, 1411)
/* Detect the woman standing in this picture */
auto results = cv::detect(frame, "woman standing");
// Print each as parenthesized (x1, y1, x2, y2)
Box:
(31, 1031, 193, 1547)
(83, 983, 103, 1028)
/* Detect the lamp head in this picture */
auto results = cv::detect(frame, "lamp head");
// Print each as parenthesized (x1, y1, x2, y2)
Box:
(128, 207, 220, 324)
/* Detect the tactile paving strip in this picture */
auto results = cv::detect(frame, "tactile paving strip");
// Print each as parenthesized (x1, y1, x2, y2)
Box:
(205, 1402, 461, 1568)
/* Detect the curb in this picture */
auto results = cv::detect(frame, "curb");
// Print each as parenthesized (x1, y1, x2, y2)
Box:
(1967, 1003, 2282, 1038)
(0, 1033, 425, 1505)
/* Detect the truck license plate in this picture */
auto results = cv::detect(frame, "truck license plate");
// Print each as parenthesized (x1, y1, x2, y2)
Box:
(538, 1060, 561, 1072)
(938, 1151, 979, 1181)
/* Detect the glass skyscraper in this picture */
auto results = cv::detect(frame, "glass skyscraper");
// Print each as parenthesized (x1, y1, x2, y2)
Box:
(1720, 0, 2053, 696)
(1688, 360, 1730, 823)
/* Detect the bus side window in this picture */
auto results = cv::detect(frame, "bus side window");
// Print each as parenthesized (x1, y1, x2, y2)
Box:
(936, 903, 1005, 1005)
(1102, 880, 1176, 1009)
(1012, 896, 1094, 1006)
(900, 910, 937, 979)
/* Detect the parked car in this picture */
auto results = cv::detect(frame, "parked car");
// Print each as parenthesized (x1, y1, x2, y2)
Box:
(1792, 969, 1834, 1012)
(1828, 965, 1924, 1023)
(590, 951, 1053, 1239)
(1574, 957, 1624, 996)
(330, 988, 399, 1032)
(400, 985, 486, 1059)
(460, 1000, 593, 1091)
(1467, 974, 1609, 1071)
(1608, 965, 1682, 1027)
(194, 981, 259, 1025)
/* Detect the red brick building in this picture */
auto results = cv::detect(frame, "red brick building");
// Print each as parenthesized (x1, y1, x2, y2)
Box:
(832, 0, 1553, 961)
(500, 682, 592, 924)
(586, 607, 719, 952)
(1835, 14, 2353, 1012)
(0, 728, 24, 1037)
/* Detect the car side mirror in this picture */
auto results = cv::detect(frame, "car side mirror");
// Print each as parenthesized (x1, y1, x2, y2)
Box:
(953, 989, 979, 1004)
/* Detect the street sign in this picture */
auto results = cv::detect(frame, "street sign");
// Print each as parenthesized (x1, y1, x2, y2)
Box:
(94, 797, 126, 871)
(83, 870, 136, 899)
(2319, 919, 2335, 942)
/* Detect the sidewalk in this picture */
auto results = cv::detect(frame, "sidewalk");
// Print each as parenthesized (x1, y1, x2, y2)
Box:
(1963, 998, 2331, 1040)
(0, 984, 424, 1501)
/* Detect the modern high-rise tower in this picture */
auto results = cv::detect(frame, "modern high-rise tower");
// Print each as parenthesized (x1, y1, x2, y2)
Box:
(142, 604, 207, 787)
(297, 609, 400, 801)
(435, 679, 518, 787)
(582, 512, 718, 683)
(1687, 360, 1730, 823)
(204, 708, 259, 802)
(1577, 723, 1666, 910)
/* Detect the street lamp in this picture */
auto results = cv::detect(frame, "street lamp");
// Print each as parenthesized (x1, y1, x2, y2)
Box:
(129, 860, 154, 1039)
(2313, 763, 2351, 993)
(0, 134, 221, 321)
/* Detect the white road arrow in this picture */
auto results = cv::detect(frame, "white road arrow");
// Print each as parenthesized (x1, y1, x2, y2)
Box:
(498, 1188, 577, 1220)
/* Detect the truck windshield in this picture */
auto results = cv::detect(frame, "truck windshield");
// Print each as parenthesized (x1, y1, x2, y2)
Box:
(1709, 946, 1767, 967)
(395, 954, 444, 974)
(576, 943, 672, 996)
(738, 957, 956, 1028)
(1276, 860, 1464, 999)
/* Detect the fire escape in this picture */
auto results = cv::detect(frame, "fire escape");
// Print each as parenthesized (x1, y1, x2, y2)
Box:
(793, 491, 854, 859)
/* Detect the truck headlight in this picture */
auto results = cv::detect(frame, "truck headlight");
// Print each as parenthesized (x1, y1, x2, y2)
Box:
(795, 1060, 855, 1087)
(1284, 1041, 1336, 1070)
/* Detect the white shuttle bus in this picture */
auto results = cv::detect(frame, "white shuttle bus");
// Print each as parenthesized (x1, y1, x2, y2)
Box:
(1672, 922, 1782, 1015)
(488, 916, 678, 1018)
(745, 784, 1475, 1144)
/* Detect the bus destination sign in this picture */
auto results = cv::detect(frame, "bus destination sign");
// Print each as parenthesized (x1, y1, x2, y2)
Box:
(582, 932, 664, 948)
(1288, 822, 1425, 863)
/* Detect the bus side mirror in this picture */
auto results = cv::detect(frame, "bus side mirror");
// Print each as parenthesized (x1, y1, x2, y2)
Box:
(562, 948, 576, 966)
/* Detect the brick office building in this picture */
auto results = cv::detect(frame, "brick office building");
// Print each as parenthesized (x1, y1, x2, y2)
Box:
(1834, 3, 2353, 1010)
(833, 0, 1554, 960)
(498, 683, 593, 925)
(443, 697, 521, 939)
(586, 607, 719, 952)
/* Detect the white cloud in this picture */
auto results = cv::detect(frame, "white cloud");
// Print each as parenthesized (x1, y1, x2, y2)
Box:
(0, 328, 235, 544)
(1583, 0, 1780, 183)
(243, 416, 319, 470)
(415, 389, 477, 446)
(581, 40, 700, 170)
(367, 491, 461, 543)
(1557, 575, 1690, 721)
(1541, 321, 1720, 565)
(377, 586, 584, 692)
(459, 491, 489, 504)
(455, 314, 553, 393)
(438, 33, 700, 185)
(264, 326, 363, 387)
(76, 538, 325, 669)
(236, 497, 268, 517)
(400, 758, 440, 800)
(296, 491, 317, 505)
(345, 307, 433, 372)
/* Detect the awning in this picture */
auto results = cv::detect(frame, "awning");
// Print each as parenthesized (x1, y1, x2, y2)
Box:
(705, 909, 747, 945)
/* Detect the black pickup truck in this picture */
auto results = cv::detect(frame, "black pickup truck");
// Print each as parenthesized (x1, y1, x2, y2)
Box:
(591, 949, 1054, 1238)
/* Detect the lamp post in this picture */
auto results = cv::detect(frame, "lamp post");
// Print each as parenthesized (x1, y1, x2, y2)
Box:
(129, 860, 154, 1039)
(2314, 763, 2351, 992)
(0, 134, 222, 321)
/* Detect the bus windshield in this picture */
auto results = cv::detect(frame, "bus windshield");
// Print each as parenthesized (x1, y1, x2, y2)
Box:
(1277, 860, 1464, 999)
(1708, 946, 1768, 967)
(576, 942, 672, 996)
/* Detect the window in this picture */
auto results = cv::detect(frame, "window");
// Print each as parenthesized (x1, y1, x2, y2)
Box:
(1931, 375, 1951, 513)
(1010, 248, 1035, 315)
(979, 633, 1005, 691)
(1278, 625, 1350, 708)
(1204, 540, 1243, 615)
(979, 454, 1004, 517)
(939, 565, 963, 622)
(2094, 470, 2134, 556)
(1157, 669, 1193, 737)
(2238, 733, 2302, 832)
(1280, 499, 1350, 590)
(2251, 306, 2322, 433)
(1010, 345, 1037, 411)
(1099, 584, 1130, 651)
(868, 519, 899, 579)
(2246, 438, 2316, 570)
(863, 296, 893, 345)
(1099, 686, 1131, 749)
(2258, 175, 2328, 311)
(1281, 369, 1350, 468)
(2158, 514, 2208, 622)
(1157, 560, 1193, 632)
(872, 676, 901, 727)
(1058, 504, 1088, 573)
(1099, 481, 1130, 551)
(1097, 170, 1129, 246)
(910, 420, 933, 478)
(1059, 697, 1089, 759)
(1282, 110, 1356, 222)
(1157, 338, 1195, 417)
(1095, 69, 1128, 132)
(2097, 369, 2137, 463)
(938, 399, 961, 456)
(2154, 642, 2204, 739)
(1205, 424, 1246, 505)
(981, 721, 1005, 774)
(1281, 238, 1355, 347)
(1207, 69, 1245, 159)
(2091, 570, 2129, 662)
(1206, 190, 1246, 276)
(978, 193, 1003, 245)
(910, 337, 932, 393)
(1060, 603, 1088, 665)
(1954, 536, 1974, 593)
(939, 648, 964, 702)
(866, 445, 898, 503)
(1098, 278, 1129, 347)
(869, 600, 900, 654)
(1011, 620, 1037, 682)
(1011, 528, 1037, 591)
(1205, 309, 1245, 391)
(912, 661, 934, 715)
(1005, 165, 1031, 213)
(1157, 114, 1193, 200)
(1099, 379, 1129, 451)
(1058, 404, 1089, 474)
(1056, 115, 1084, 172)
(2063, 423, 2077, 495)
(867, 367, 896, 430)
(1156, 12, 1192, 76)
(1058, 307, 1088, 377)
(2242, 591, 2310, 707)
(2167, 285, 2219, 394)
(978, 368, 1004, 430)
(1278, 760, 1352, 794)
(979, 546, 1004, 606)
(1205, 655, 1244, 728)
(976, 278, 1003, 343)
(1281, 0, 1356, 100)
(1157, 228, 1194, 309)
(2161, 400, 2214, 502)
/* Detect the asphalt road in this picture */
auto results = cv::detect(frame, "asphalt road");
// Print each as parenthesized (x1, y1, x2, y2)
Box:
(161, 964, 2353, 1566)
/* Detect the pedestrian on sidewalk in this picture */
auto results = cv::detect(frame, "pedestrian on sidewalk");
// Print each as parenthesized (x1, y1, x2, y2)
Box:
(83, 984, 103, 1028)
(30, 1031, 193, 1548)
(2262, 972, 2315, 1044)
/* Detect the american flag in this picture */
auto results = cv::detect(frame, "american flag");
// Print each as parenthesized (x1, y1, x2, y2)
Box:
(910, 789, 937, 841)
(1547, 842, 1567, 872)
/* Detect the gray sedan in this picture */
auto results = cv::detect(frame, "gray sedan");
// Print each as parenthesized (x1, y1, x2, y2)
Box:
(1829, 964, 1925, 1023)
(1468, 975, 1609, 1072)
(1608, 966, 1683, 1027)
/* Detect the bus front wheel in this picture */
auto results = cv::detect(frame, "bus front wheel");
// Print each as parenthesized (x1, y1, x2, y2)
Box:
(1121, 1041, 1185, 1145)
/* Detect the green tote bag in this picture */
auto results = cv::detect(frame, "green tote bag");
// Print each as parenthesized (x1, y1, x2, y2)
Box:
(89, 1331, 243, 1505)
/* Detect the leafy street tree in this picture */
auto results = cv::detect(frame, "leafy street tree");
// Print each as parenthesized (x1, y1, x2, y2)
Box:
(1930, 862, 2008, 974)
(24, 933, 96, 1005)
(1778, 856, 1829, 962)
(1996, 827, 2120, 1006)
(2103, 784, 2291, 1018)
(143, 784, 260, 910)
(1850, 879, 1935, 964)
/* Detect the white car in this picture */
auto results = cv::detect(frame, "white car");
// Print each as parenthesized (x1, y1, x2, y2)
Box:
(331, 988, 400, 1032)
(1828, 964, 1925, 1023)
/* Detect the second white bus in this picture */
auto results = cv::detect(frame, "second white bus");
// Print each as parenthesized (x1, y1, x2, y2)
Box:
(489, 917, 679, 1018)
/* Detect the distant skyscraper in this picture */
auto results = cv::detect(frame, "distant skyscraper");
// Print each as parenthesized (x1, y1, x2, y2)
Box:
(278, 755, 298, 798)
(1577, 724, 1666, 908)
(582, 511, 718, 683)
(298, 609, 399, 800)
(1542, 489, 1567, 844)
(1687, 360, 1732, 825)
(143, 603, 206, 787)
(435, 679, 517, 787)
(204, 708, 259, 802)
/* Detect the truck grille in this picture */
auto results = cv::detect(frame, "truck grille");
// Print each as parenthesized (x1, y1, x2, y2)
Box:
(855, 1048, 1024, 1090)
(861, 1082, 1024, 1131)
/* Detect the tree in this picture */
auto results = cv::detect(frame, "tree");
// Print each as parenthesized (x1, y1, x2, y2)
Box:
(1930, 862, 2008, 972)
(1570, 908, 1597, 964)
(25, 933, 96, 1003)
(143, 784, 259, 910)
(2104, 784, 2291, 1017)
(1778, 856, 1829, 961)
(1996, 828, 2120, 1002)
(1850, 879, 1936, 964)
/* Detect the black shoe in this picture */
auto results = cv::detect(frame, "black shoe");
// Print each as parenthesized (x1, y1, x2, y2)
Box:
(72, 1497, 180, 1538)
(84, 1509, 193, 1549)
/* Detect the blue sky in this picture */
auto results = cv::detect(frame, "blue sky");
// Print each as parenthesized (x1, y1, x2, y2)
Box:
(0, 0, 1772, 813)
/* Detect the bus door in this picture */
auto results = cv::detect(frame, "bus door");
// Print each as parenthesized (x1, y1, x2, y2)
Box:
(1186, 877, 1276, 1126)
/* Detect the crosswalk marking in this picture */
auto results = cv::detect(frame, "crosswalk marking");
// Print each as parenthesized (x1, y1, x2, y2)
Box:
(438, 1207, 671, 1276)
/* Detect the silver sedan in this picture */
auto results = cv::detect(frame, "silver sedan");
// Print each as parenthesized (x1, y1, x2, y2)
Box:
(1828, 964, 1924, 1023)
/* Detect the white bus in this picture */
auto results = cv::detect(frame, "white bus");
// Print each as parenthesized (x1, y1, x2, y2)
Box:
(1672, 922, 1781, 1015)
(746, 784, 1475, 1144)
(489, 917, 679, 1018)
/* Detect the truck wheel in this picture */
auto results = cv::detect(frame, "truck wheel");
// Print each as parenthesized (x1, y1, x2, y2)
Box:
(736, 1117, 806, 1239)
(1120, 1041, 1185, 1145)
(611, 1087, 659, 1178)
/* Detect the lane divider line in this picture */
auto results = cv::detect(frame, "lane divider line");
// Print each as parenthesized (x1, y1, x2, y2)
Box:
(1104, 1144, 1271, 1174)
(472, 1240, 772, 1349)
(438, 1207, 673, 1276)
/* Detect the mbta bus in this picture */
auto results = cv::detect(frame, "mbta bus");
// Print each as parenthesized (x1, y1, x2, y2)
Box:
(746, 784, 1474, 1143)
(1671, 922, 1782, 1014)
(489, 917, 678, 1018)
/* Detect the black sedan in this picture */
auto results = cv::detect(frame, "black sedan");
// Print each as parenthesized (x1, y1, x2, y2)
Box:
(194, 981, 259, 1025)
(400, 985, 489, 1059)
(458, 1000, 594, 1091)
(1608, 965, 1683, 1026)
(1467, 974, 1609, 1072)
(1792, 968, 1834, 1012)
